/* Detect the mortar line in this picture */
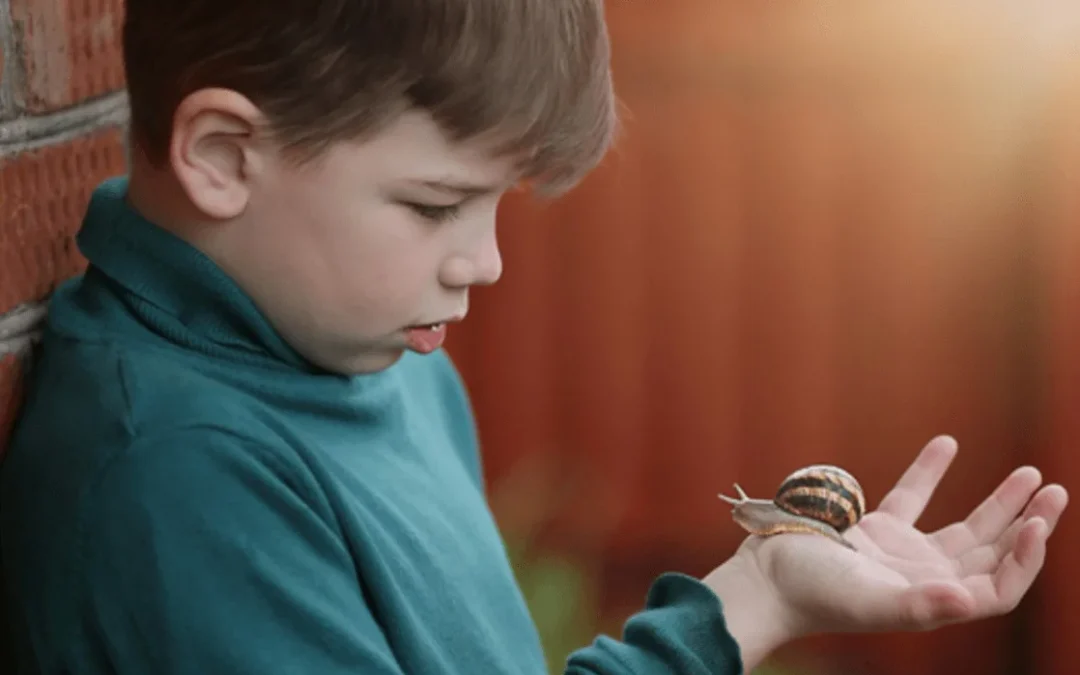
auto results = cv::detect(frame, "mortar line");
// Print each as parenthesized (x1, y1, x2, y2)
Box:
(0, 91, 129, 158)
(0, 0, 17, 116)
(0, 303, 47, 338)
(0, 303, 46, 358)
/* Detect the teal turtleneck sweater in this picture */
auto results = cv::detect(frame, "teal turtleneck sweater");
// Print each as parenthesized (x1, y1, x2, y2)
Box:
(0, 177, 745, 674)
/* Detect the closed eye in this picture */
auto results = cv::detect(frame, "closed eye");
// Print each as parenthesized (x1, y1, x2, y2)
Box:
(404, 202, 462, 224)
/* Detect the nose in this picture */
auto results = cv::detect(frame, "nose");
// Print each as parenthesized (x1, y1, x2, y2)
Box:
(440, 230, 503, 289)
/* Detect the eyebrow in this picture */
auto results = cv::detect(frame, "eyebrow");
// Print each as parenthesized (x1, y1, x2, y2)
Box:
(409, 178, 509, 197)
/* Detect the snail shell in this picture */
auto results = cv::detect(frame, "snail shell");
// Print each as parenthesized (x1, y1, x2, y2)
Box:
(718, 464, 866, 550)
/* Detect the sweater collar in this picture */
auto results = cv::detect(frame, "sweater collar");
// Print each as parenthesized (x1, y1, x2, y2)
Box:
(76, 175, 316, 373)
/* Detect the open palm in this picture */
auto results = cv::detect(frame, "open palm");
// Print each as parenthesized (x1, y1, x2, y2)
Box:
(738, 436, 1068, 636)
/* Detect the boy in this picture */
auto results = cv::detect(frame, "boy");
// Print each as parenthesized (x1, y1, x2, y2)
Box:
(0, 1, 1067, 673)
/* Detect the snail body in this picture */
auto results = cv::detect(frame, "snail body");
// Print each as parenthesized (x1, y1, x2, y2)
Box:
(718, 464, 865, 550)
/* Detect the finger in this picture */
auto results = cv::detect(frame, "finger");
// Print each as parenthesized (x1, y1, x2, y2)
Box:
(955, 484, 1068, 576)
(899, 580, 977, 630)
(959, 517, 1049, 616)
(815, 561, 929, 632)
(876, 436, 959, 525)
(900, 519, 1049, 629)
(932, 466, 1044, 557)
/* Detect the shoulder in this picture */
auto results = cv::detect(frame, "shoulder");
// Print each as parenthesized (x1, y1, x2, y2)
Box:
(80, 424, 334, 528)
(64, 424, 345, 595)
(3, 333, 327, 533)
(9, 328, 277, 460)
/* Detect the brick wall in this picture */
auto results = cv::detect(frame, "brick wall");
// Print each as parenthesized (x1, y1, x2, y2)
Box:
(0, 0, 129, 457)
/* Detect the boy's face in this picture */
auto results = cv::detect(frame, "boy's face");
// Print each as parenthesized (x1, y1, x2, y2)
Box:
(163, 101, 518, 375)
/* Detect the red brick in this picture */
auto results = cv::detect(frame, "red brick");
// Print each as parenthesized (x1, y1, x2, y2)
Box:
(0, 353, 25, 460)
(0, 127, 127, 314)
(9, 0, 126, 112)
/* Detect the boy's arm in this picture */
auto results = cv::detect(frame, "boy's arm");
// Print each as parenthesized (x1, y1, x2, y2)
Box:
(562, 559, 787, 674)
(68, 429, 404, 675)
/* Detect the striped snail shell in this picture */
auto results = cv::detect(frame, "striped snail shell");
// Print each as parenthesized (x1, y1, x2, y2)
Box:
(775, 464, 866, 533)
(718, 464, 866, 550)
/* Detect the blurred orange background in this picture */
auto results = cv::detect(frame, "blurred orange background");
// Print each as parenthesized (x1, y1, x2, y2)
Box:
(441, 2, 1080, 674)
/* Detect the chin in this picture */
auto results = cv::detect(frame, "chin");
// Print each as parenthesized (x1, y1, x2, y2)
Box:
(338, 349, 407, 376)
(293, 341, 405, 376)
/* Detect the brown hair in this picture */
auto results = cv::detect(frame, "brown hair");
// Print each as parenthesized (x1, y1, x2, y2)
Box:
(121, 0, 618, 195)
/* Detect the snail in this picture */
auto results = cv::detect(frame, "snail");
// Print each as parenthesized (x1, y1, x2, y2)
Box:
(718, 464, 866, 550)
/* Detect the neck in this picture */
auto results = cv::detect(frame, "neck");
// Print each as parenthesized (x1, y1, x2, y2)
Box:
(126, 150, 211, 243)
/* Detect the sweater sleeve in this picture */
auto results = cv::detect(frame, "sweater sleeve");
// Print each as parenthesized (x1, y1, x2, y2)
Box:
(563, 573, 746, 675)
(66, 429, 405, 675)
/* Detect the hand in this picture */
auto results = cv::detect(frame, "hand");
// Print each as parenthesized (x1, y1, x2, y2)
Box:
(704, 436, 1068, 668)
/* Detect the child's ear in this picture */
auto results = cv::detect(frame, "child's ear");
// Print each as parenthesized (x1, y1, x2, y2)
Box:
(169, 88, 264, 220)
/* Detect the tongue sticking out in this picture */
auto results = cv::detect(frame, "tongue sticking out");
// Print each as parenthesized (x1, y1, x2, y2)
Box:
(404, 323, 447, 354)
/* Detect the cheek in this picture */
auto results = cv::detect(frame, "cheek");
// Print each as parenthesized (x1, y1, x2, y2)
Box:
(304, 206, 439, 315)
(246, 172, 439, 319)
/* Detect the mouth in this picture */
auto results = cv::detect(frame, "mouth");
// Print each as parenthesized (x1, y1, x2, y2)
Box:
(411, 321, 446, 331)
(402, 315, 464, 354)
